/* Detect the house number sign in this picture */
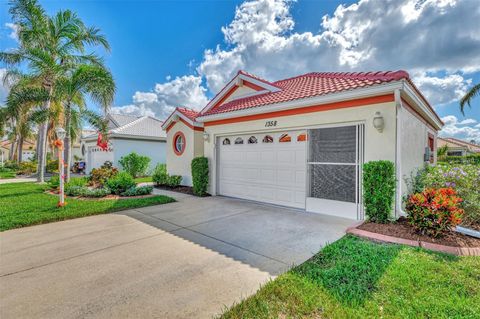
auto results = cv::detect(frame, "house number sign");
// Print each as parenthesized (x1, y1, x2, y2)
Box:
(265, 120, 277, 127)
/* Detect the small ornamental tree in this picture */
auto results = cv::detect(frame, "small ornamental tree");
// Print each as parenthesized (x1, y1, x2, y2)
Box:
(119, 152, 150, 178)
(406, 188, 463, 237)
(191, 157, 209, 196)
(363, 160, 396, 223)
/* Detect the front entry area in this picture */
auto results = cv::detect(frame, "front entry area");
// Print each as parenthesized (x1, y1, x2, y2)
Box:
(216, 124, 364, 220)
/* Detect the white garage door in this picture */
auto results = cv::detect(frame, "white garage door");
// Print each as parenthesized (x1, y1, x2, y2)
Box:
(217, 131, 307, 208)
(87, 145, 113, 173)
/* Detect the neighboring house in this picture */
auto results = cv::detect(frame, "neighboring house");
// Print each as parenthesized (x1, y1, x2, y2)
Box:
(81, 114, 166, 173)
(0, 139, 36, 162)
(437, 137, 480, 156)
(162, 70, 443, 220)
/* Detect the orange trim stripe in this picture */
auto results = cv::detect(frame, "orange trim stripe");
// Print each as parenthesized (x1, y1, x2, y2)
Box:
(166, 118, 204, 133)
(204, 94, 394, 127)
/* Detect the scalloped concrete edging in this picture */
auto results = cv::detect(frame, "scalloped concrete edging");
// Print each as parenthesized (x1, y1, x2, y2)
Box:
(346, 223, 480, 256)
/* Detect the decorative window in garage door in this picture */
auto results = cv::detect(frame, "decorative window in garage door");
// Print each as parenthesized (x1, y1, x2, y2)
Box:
(234, 137, 244, 145)
(297, 133, 307, 142)
(279, 133, 291, 142)
(263, 135, 273, 143)
(248, 136, 258, 144)
(223, 138, 231, 145)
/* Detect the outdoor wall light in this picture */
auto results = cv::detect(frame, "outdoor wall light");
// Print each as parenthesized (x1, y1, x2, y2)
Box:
(55, 126, 66, 140)
(373, 111, 385, 133)
(203, 132, 210, 142)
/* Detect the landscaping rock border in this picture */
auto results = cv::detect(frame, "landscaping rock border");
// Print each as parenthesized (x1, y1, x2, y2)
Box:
(347, 223, 480, 256)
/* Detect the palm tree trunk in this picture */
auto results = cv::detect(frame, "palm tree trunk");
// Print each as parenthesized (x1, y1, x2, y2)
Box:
(17, 136, 24, 163)
(64, 104, 71, 182)
(9, 137, 17, 161)
(37, 86, 53, 183)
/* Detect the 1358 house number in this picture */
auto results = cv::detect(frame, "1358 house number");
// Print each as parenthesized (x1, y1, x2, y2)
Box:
(265, 120, 277, 127)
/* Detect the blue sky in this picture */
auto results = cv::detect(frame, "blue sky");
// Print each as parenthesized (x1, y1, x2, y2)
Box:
(1, 0, 479, 141)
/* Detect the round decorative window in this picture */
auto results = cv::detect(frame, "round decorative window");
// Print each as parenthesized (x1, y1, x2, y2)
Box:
(173, 132, 186, 156)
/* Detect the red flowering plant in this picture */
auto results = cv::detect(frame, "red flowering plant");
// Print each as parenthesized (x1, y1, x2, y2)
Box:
(405, 188, 464, 238)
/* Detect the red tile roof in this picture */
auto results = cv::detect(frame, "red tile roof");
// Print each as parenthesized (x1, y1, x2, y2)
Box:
(202, 71, 409, 116)
(177, 107, 200, 121)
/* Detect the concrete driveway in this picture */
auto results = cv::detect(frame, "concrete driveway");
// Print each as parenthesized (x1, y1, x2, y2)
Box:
(0, 191, 355, 318)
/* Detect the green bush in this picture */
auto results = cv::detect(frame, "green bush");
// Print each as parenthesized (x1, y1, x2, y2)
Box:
(363, 160, 396, 223)
(3, 161, 19, 170)
(167, 175, 182, 188)
(152, 164, 168, 185)
(89, 165, 118, 187)
(0, 166, 14, 173)
(65, 185, 84, 196)
(48, 175, 60, 189)
(65, 186, 110, 198)
(46, 159, 59, 173)
(191, 157, 209, 196)
(423, 164, 480, 227)
(439, 154, 480, 165)
(119, 152, 151, 178)
(121, 185, 153, 197)
(65, 177, 87, 193)
(106, 171, 136, 195)
(17, 161, 37, 175)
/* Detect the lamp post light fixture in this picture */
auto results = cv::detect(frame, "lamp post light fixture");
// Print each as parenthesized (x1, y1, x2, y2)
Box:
(203, 132, 210, 142)
(55, 127, 66, 207)
(373, 111, 385, 133)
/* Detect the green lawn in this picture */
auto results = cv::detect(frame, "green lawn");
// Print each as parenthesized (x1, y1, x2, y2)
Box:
(0, 171, 16, 179)
(0, 182, 175, 231)
(134, 176, 152, 183)
(221, 236, 480, 319)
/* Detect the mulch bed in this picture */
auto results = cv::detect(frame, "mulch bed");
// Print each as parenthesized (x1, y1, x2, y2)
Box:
(46, 190, 156, 200)
(154, 185, 211, 197)
(358, 217, 480, 248)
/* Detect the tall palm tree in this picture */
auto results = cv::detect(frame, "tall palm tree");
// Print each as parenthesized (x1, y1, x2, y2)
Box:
(1, 0, 110, 182)
(55, 64, 115, 181)
(460, 83, 480, 115)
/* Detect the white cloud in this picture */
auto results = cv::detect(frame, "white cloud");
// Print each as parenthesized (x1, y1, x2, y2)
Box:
(112, 75, 208, 119)
(411, 72, 471, 106)
(5, 23, 19, 41)
(440, 115, 480, 140)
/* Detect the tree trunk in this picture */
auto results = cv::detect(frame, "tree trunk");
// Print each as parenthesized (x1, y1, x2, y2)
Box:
(64, 105, 71, 182)
(17, 136, 24, 163)
(37, 84, 53, 183)
(8, 137, 17, 161)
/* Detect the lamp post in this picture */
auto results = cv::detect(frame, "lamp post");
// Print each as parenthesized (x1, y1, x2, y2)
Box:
(55, 127, 66, 207)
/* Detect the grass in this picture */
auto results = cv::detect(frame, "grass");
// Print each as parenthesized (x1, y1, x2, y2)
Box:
(134, 176, 152, 183)
(221, 235, 480, 319)
(0, 182, 175, 231)
(0, 171, 16, 179)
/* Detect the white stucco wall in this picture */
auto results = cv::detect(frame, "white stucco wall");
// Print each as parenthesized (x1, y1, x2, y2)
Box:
(111, 138, 166, 174)
(223, 85, 257, 104)
(399, 105, 437, 195)
(203, 100, 398, 195)
(166, 121, 204, 186)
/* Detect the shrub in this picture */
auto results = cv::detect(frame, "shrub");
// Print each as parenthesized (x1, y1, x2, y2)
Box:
(3, 161, 19, 170)
(167, 175, 182, 188)
(119, 152, 151, 178)
(106, 171, 136, 195)
(405, 188, 463, 237)
(0, 166, 14, 173)
(46, 159, 59, 173)
(89, 165, 118, 187)
(48, 175, 60, 189)
(17, 161, 37, 175)
(65, 177, 87, 193)
(438, 154, 480, 165)
(191, 157, 209, 196)
(423, 164, 480, 227)
(363, 160, 396, 223)
(152, 164, 168, 186)
(65, 185, 84, 197)
(66, 186, 111, 198)
(121, 185, 153, 197)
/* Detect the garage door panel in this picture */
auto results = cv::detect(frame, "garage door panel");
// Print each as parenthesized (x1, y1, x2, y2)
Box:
(218, 131, 306, 209)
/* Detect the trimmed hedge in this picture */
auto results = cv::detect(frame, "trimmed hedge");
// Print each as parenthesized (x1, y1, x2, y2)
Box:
(106, 171, 136, 195)
(119, 152, 151, 178)
(191, 157, 209, 196)
(121, 185, 153, 196)
(438, 154, 480, 165)
(363, 160, 396, 223)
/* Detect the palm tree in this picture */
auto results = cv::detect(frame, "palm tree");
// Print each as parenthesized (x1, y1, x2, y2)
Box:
(55, 64, 115, 181)
(1, 0, 110, 182)
(460, 83, 480, 115)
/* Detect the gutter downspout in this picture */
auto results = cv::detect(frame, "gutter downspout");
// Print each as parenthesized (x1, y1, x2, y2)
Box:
(394, 88, 407, 217)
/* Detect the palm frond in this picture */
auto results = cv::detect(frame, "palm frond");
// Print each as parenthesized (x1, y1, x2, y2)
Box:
(460, 83, 480, 115)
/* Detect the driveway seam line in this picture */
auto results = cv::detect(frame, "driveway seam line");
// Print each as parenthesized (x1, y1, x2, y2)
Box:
(0, 232, 169, 277)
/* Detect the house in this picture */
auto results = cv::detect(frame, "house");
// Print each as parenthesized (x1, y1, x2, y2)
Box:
(0, 139, 36, 162)
(162, 70, 443, 220)
(437, 137, 480, 156)
(81, 113, 166, 173)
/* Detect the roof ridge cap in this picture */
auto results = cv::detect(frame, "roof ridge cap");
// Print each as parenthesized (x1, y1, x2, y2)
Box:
(111, 116, 147, 133)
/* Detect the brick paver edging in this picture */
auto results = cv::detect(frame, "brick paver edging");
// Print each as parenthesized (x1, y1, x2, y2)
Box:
(346, 223, 480, 256)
